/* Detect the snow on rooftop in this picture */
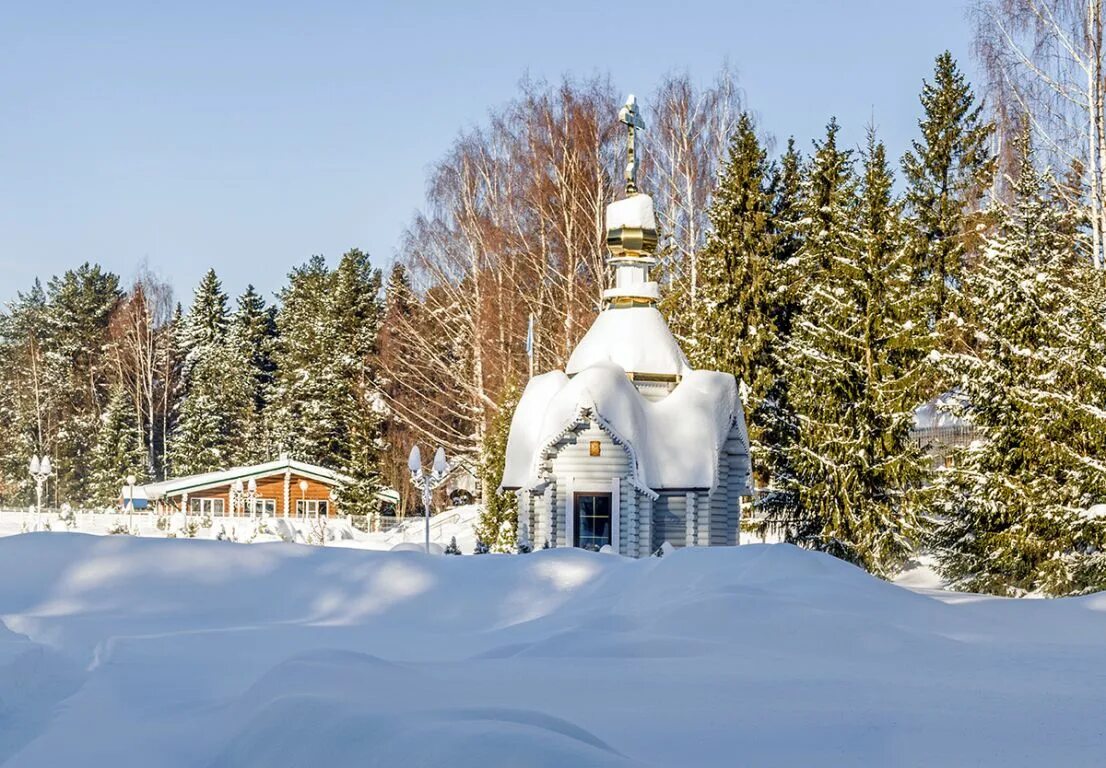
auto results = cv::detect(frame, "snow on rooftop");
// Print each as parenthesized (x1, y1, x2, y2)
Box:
(566, 306, 690, 378)
(606, 193, 656, 231)
(502, 361, 746, 491)
(912, 391, 972, 430)
(141, 456, 353, 499)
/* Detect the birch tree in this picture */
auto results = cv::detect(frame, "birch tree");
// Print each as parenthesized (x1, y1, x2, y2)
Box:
(975, 0, 1106, 266)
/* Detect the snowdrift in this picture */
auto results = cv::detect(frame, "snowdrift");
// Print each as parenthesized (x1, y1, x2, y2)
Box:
(0, 535, 1104, 766)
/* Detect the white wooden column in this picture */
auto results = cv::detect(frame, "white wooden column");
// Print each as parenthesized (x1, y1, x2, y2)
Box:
(563, 477, 574, 548)
(283, 470, 291, 518)
(610, 476, 621, 553)
(685, 491, 696, 547)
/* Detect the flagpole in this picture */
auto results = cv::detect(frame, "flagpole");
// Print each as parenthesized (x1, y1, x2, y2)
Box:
(526, 313, 535, 380)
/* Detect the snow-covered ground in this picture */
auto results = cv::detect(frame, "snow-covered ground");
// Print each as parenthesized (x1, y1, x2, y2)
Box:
(0, 504, 482, 554)
(1, 535, 1103, 766)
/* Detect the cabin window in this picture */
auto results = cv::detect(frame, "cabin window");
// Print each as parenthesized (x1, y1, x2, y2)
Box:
(188, 498, 225, 515)
(248, 498, 276, 515)
(295, 499, 329, 518)
(574, 493, 612, 551)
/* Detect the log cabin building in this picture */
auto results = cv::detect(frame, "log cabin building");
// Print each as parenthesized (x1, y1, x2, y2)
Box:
(140, 456, 352, 517)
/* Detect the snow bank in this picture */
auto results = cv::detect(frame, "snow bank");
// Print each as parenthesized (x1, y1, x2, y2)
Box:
(503, 362, 744, 490)
(1, 535, 1103, 766)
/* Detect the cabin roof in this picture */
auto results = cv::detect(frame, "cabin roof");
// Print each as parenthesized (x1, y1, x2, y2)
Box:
(141, 457, 354, 499)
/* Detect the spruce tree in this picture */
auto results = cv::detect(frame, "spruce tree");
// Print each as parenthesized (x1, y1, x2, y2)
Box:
(933, 128, 1106, 596)
(780, 122, 929, 576)
(270, 250, 386, 514)
(168, 269, 246, 474)
(43, 264, 122, 505)
(332, 249, 386, 515)
(90, 386, 147, 506)
(227, 285, 277, 464)
(0, 282, 49, 505)
(691, 114, 806, 532)
(475, 381, 520, 553)
(756, 138, 805, 528)
(178, 269, 229, 382)
(901, 51, 995, 354)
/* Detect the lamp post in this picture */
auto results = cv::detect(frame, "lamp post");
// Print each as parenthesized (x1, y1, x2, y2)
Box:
(407, 445, 448, 554)
(28, 455, 51, 527)
(232, 478, 244, 518)
(247, 478, 257, 519)
(299, 479, 308, 519)
(126, 473, 137, 532)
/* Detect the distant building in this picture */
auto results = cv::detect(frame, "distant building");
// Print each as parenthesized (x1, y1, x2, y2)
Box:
(500, 96, 752, 556)
(141, 456, 354, 517)
(910, 392, 977, 469)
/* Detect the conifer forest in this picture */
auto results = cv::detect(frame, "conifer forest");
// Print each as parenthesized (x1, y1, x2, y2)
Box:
(5, 0, 1106, 596)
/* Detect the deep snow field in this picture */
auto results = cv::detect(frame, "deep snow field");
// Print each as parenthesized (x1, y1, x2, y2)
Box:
(0, 535, 1104, 767)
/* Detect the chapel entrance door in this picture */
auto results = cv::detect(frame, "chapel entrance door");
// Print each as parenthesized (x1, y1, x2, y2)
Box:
(574, 493, 612, 551)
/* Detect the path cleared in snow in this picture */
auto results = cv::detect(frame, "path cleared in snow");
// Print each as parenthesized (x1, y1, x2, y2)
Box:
(0, 534, 1103, 767)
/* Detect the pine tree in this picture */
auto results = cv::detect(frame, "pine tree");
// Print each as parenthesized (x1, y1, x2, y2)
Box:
(901, 51, 995, 355)
(90, 386, 147, 506)
(780, 122, 929, 576)
(475, 381, 520, 553)
(933, 128, 1106, 596)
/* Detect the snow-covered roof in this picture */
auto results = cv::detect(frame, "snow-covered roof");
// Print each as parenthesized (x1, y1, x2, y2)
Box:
(912, 392, 972, 430)
(606, 193, 656, 231)
(141, 457, 354, 499)
(1081, 504, 1106, 520)
(502, 361, 747, 492)
(566, 306, 691, 378)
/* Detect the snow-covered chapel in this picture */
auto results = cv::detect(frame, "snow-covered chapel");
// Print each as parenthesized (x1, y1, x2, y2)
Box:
(501, 95, 752, 556)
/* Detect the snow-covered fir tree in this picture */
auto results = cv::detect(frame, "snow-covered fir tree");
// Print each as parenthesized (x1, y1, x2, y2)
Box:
(227, 285, 277, 464)
(177, 269, 229, 382)
(168, 270, 249, 475)
(42, 264, 123, 506)
(90, 386, 147, 505)
(476, 380, 520, 553)
(901, 51, 994, 356)
(691, 114, 805, 533)
(756, 137, 805, 527)
(0, 281, 50, 505)
(270, 251, 385, 514)
(933, 128, 1106, 596)
(690, 113, 776, 379)
(780, 123, 929, 576)
(330, 249, 385, 516)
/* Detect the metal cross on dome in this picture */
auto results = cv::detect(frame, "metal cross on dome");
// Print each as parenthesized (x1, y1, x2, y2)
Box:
(619, 94, 646, 194)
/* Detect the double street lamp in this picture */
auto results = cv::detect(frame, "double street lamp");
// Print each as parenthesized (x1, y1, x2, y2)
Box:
(408, 445, 448, 554)
(28, 455, 51, 516)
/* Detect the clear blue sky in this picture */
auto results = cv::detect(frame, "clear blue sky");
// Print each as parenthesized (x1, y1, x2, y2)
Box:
(0, 0, 975, 306)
